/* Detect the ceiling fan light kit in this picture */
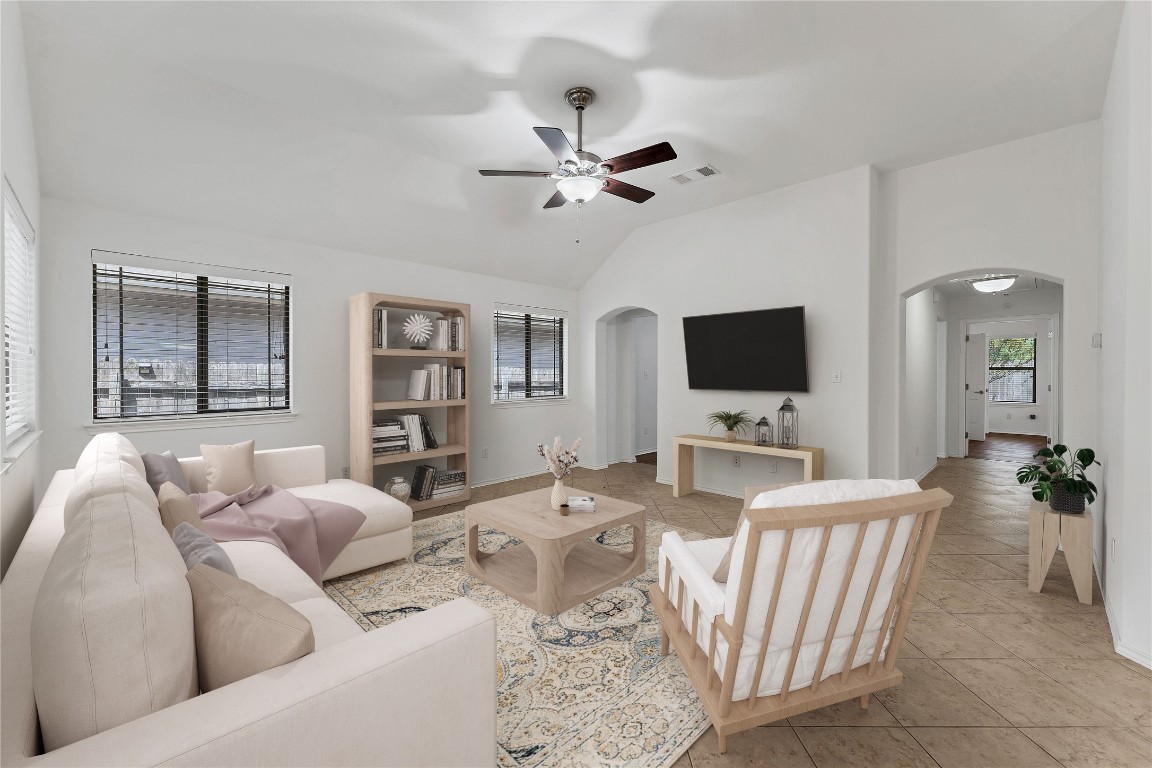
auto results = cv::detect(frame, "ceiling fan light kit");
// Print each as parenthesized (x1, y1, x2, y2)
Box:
(479, 86, 677, 212)
(971, 275, 1017, 293)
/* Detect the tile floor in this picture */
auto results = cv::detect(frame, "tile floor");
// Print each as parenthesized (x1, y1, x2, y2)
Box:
(418, 458, 1152, 768)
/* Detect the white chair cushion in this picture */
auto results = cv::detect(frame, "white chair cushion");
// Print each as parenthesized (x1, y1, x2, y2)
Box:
(218, 540, 327, 604)
(722, 479, 921, 700)
(658, 532, 728, 652)
(75, 432, 146, 479)
(290, 597, 365, 650)
(288, 480, 412, 540)
(31, 493, 197, 751)
(63, 460, 157, 531)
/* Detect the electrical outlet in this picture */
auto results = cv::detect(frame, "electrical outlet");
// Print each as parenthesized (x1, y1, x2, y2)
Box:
(767, 460, 778, 473)
(833, 370, 842, 384)
(1111, 537, 1117, 563)
(732, 455, 740, 468)
(481, 448, 489, 459)
(341, 466, 350, 479)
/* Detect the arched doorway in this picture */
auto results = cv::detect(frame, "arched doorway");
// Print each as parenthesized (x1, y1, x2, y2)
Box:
(594, 307, 658, 469)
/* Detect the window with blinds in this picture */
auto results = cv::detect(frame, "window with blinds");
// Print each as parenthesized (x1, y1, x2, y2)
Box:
(988, 336, 1037, 404)
(92, 258, 290, 420)
(3, 181, 36, 448)
(492, 306, 566, 402)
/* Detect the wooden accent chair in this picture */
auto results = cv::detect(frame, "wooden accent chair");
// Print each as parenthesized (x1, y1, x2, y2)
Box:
(651, 480, 952, 753)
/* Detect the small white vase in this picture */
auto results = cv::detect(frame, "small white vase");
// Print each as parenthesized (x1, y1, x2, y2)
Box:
(550, 477, 566, 511)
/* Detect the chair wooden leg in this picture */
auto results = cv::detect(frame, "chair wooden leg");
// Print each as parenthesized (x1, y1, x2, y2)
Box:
(716, 731, 727, 754)
(660, 627, 669, 656)
(859, 694, 870, 710)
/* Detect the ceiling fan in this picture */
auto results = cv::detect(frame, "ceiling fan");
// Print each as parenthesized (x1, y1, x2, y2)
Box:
(479, 86, 677, 209)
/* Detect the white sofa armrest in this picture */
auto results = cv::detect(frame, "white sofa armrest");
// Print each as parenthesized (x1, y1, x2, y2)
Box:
(19, 598, 496, 768)
(180, 446, 328, 493)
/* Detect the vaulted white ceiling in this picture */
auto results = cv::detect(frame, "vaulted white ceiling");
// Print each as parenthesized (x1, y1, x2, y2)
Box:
(20, 1, 1122, 288)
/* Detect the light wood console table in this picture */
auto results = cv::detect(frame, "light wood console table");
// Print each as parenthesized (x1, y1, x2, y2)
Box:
(672, 434, 825, 497)
(1028, 499, 1093, 605)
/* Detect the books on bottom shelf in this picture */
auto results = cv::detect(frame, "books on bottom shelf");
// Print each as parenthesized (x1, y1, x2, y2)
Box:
(410, 466, 467, 501)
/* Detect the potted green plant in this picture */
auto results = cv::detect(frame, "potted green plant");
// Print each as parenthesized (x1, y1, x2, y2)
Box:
(1016, 444, 1100, 513)
(706, 410, 755, 442)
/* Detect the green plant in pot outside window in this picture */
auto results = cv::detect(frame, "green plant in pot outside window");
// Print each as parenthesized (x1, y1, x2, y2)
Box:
(1016, 444, 1100, 513)
(706, 410, 755, 443)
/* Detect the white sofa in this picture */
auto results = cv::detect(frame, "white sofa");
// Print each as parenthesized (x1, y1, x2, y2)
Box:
(1, 433, 498, 767)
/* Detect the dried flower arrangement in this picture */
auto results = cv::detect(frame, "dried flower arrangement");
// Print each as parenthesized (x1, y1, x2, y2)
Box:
(538, 436, 581, 479)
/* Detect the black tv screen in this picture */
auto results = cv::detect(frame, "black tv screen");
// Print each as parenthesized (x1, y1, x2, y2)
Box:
(683, 306, 809, 392)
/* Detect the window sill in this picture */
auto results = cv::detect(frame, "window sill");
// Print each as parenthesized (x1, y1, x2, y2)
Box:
(491, 397, 571, 409)
(1, 430, 43, 477)
(85, 412, 298, 435)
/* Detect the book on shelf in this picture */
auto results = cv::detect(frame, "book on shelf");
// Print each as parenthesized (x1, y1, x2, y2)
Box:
(432, 318, 449, 351)
(448, 316, 465, 352)
(407, 369, 429, 401)
(410, 464, 439, 500)
(372, 307, 387, 349)
(394, 413, 437, 452)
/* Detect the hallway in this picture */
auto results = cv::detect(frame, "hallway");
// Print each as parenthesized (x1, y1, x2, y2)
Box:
(967, 432, 1049, 464)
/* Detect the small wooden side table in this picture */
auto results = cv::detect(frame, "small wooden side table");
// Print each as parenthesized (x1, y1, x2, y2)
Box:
(1028, 499, 1093, 605)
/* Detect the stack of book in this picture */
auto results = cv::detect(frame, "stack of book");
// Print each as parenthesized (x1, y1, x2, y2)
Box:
(429, 316, 467, 352)
(410, 466, 467, 501)
(396, 413, 438, 452)
(430, 470, 466, 500)
(407, 365, 466, 401)
(372, 417, 408, 455)
(372, 307, 387, 349)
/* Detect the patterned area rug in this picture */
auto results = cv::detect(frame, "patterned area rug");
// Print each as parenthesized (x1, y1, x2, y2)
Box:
(324, 510, 711, 768)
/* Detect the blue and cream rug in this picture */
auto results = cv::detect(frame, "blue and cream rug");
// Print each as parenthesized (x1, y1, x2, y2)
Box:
(324, 510, 711, 768)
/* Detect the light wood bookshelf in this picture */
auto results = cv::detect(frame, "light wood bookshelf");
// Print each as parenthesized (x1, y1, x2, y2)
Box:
(350, 292, 471, 510)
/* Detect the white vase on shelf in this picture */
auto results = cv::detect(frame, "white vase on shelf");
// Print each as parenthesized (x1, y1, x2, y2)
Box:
(550, 477, 566, 511)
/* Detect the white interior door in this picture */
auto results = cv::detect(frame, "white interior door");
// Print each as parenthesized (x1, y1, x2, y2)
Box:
(965, 332, 988, 443)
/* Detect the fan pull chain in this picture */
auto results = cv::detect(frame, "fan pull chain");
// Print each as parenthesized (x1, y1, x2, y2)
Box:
(576, 201, 582, 244)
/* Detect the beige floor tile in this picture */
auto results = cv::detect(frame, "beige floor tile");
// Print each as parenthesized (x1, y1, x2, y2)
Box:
(973, 554, 1063, 580)
(937, 658, 1114, 727)
(687, 725, 814, 767)
(1025, 658, 1152, 734)
(932, 534, 1025, 556)
(920, 561, 958, 581)
(1119, 658, 1152, 679)
(915, 579, 1019, 614)
(794, 726, 937, 768)
(980, 531, 1031, 551)
(873, 659, 1010, 726)
(959, 613, 1102, 659)
(787, 695, 900, 726)
(928, 538, 971, 555)
(900, 639, 927, 658)
(670, 750, 692, 768)
(1020, 727, 1152, 768)
(971, 579, 1096, 614)
(909, 727, 1061, 767)
(1032, 612, 1121, 657)
(929, 554, 1020, 580)
(903, 612, 1013, 659)
(665, 516, 723, 536)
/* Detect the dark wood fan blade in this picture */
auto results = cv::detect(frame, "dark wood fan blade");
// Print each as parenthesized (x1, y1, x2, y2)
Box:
(602, 142, 677, 174)
(534, 127, 578, 164)
(543, 189, 568, 209)
(478, 170, 553, 177)
(603, 177, 655, 203)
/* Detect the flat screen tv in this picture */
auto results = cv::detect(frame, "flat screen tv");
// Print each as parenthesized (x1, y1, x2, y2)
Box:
(683, 306, 809, 392)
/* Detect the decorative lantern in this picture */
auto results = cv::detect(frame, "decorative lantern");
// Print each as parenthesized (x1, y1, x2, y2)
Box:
(754, 416, 773, 446)
(777, 397, 799, 448)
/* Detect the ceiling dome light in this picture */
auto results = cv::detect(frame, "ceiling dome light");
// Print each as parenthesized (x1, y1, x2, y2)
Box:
(557, 176, 604, 203)
(971, 276, 1017, 293)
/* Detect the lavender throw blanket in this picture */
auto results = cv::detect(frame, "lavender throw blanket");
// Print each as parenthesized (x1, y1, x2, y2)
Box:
(193, 485, 366, 585)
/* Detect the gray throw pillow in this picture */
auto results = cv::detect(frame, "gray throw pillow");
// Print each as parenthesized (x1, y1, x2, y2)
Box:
(172, 523, 237, 578)
(141, 451, 191, 495)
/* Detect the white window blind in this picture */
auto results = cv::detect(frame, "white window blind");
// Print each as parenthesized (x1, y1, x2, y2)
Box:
(492, 305, 566, 401)
(92, 254, 290, 420)
(3, 180, 36, 448)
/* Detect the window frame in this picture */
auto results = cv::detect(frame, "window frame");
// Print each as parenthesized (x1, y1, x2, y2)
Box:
(987, 335, 1037, 405)
(491, 303, 569, 406)
(3, 177, 37, 456)
(91, 252, 292, 424)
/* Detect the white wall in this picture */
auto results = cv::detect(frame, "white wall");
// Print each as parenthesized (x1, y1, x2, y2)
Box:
(942, 289, 1063, 455)
(1, 2, 41, 577)
(580, 167, 874, 494)
(901, 288, 939, 480)
(874, 121, 1099, 478)
(633, 314, 658, 455)
(1096, 1, 1151, 666)
(36, 198, 581, 490)
(968, 318, 1053, 437)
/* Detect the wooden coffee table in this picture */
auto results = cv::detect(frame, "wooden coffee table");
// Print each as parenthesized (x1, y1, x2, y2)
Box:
(464, 487, 645, 615)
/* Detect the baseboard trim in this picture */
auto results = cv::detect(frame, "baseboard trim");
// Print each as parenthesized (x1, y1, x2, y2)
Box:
(1115, 641, 1152, 669)
(654, 476, 743, 500)
(1091, 552, 1151, 669)
(914, 461, 940, 483)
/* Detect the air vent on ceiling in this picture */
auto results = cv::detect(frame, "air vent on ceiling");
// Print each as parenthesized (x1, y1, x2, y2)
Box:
(669, 164, 721, 185)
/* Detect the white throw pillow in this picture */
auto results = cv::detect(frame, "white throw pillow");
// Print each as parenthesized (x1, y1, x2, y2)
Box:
(200, 439, 257, 495)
